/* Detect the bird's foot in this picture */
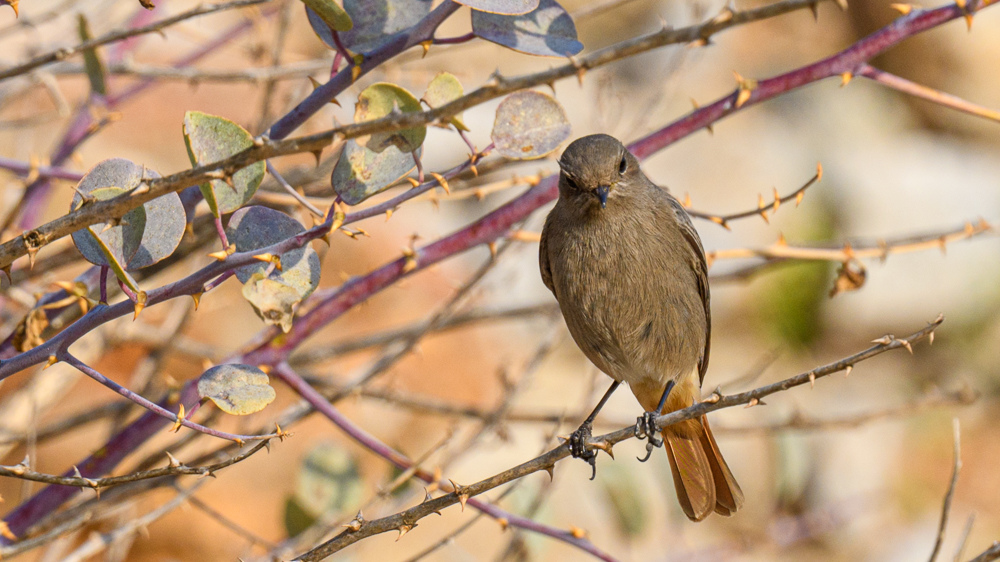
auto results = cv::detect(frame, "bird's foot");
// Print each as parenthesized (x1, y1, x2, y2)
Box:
(635, 411, 663, 463)
(568, 422, 598, 480)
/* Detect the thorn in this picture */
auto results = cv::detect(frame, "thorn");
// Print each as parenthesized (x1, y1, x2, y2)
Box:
(44, 355, 57, 369)
(385, 208, 393, 221)
(190, 292, 202, 310)
(166, 451, 181, 468)
(430, 172, 449, 194)
(0, 521, 15, 541)
(592, 440, 614, 459)
(420, 39, 432, 57)
(351, 54, 363, 83)
(569, 526, 587, 539)
(311, 149, 323, 165)
(745, 397, 759, 408)
(395, 523, 416, 540)
(899, 338, 913, 354)
(497, 517, 509, 531)
(253, 253, 282, 271)
(929, 331, 935, 345)
(682, 193, 691, 208)
(809, 1, 820, 20)
(834, 0, 848, 10)
(401, 247, 418, 273)
(233, 438, 245, 448)
(732, 71, 757, 108)
(844, 365, 853, 377)
(709, 215, 730, 230)
(448, 479, 469, 511)
(816, 162, 823, 181)
(133, 291, 147, 320)
(840, 71, 853, 87)
(871, 335, 893, 345)
(171, 403, 185, 433)
(890, 3, 913, 15)
(488, 241, 498, 259)
(343, 511, 364, 532)
(808, 372, 816, 388)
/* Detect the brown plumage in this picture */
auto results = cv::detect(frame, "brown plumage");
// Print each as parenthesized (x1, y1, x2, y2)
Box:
(539, 134, 743, 521)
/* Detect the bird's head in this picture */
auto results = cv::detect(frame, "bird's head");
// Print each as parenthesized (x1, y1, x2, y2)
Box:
(557, 134, 640, 210)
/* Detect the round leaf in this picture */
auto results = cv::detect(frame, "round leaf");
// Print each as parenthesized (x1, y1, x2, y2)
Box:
(300, 0, 352, 32)
(332, 140, 419, 205)
(354, 82, 426, 153)
(455, 0, 538, 15)
(183, 111, 265, 216)
(422, 72, 469, 131)
(197, 363, 276, 415)
(69, 159, 184, 270)
(307, 0, 431, 54)
(472, 0, 583, 57)
(490, 90, 570, 159)
(226, 206, 321, 300)
(71, 186, 146, 268)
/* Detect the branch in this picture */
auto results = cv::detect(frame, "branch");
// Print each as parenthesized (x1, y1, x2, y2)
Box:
(685, 164, 821, 229)
(0, 440, 271, 489)
(929, 418, 962, 562)
(0, 0, 273, 81)
(301, 317, 941, 556)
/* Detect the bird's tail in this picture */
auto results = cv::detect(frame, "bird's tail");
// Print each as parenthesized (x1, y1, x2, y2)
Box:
(663, 414, 744, 521)
(638, 375, 744, 521)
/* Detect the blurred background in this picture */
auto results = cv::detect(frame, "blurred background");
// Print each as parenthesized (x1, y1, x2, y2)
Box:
(1, 0, 999, 560)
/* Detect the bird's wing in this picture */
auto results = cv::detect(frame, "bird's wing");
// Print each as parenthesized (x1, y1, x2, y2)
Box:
(539, 217, 555, 294)
(668, 197, 711, 386)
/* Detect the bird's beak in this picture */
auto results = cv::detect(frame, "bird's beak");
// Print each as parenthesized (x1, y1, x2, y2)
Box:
(595, 185, 610, 209)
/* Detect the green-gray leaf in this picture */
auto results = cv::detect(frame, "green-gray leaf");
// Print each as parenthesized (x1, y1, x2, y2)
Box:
(197, 363, 276, 415)
(183, 111, 265, 216)
(490, 90, 570, 159)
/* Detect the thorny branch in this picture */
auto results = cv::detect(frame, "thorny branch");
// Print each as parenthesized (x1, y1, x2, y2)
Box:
(0, 0, 275, 82)
(298, 317, 941, 557)
(0, 440, 272, 490)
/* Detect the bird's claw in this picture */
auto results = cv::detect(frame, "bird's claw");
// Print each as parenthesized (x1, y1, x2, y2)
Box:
(635, 411, 663, 463)
(568, 422, 598, 480)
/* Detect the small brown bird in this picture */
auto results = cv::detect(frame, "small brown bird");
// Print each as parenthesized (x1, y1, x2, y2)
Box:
(539, 134, 743, 521)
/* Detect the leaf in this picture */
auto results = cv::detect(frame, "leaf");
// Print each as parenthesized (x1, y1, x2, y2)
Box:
(283, 496, 316, 538)
(71, 186, 146, 269)
(77, 14, 107, 96)
(332, 140, 419, 205)
(308, 0, 431, 54)
(226, 205, 321, 298)
(490, 90, 570, 159)
(70, 159, 185, 270)
(197, 363, 276, 415)
(472, 0, 582, 57)
(183, 111, 265, 216)
(354, 83, 426, 153)
(300, 0, 352, 32)
(294, 444, 364, 517)
(86, 223, 143, 295)
(242, 273, 301, 333)
(454, 0, 538, 15)
(422, 72, 469, 131)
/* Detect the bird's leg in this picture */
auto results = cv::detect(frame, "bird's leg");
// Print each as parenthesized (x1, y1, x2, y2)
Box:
(569, 380, 620, 480)
(636, 380, 674, 462)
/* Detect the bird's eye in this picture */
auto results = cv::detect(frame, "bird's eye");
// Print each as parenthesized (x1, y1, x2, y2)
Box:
(564, 175, 580, 190)
(618, 156, 628, 175)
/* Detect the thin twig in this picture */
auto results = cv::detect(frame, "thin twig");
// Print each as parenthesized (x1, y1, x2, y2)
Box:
(930, 418, 963, 562)
(0, 0, 274, 81)
(0, 440, 271, 489)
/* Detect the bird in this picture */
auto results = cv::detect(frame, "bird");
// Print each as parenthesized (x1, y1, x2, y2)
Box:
(539, 134, 743, 521)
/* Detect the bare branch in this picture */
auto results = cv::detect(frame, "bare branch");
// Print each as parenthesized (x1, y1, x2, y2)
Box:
(930, 419, 963, 562)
